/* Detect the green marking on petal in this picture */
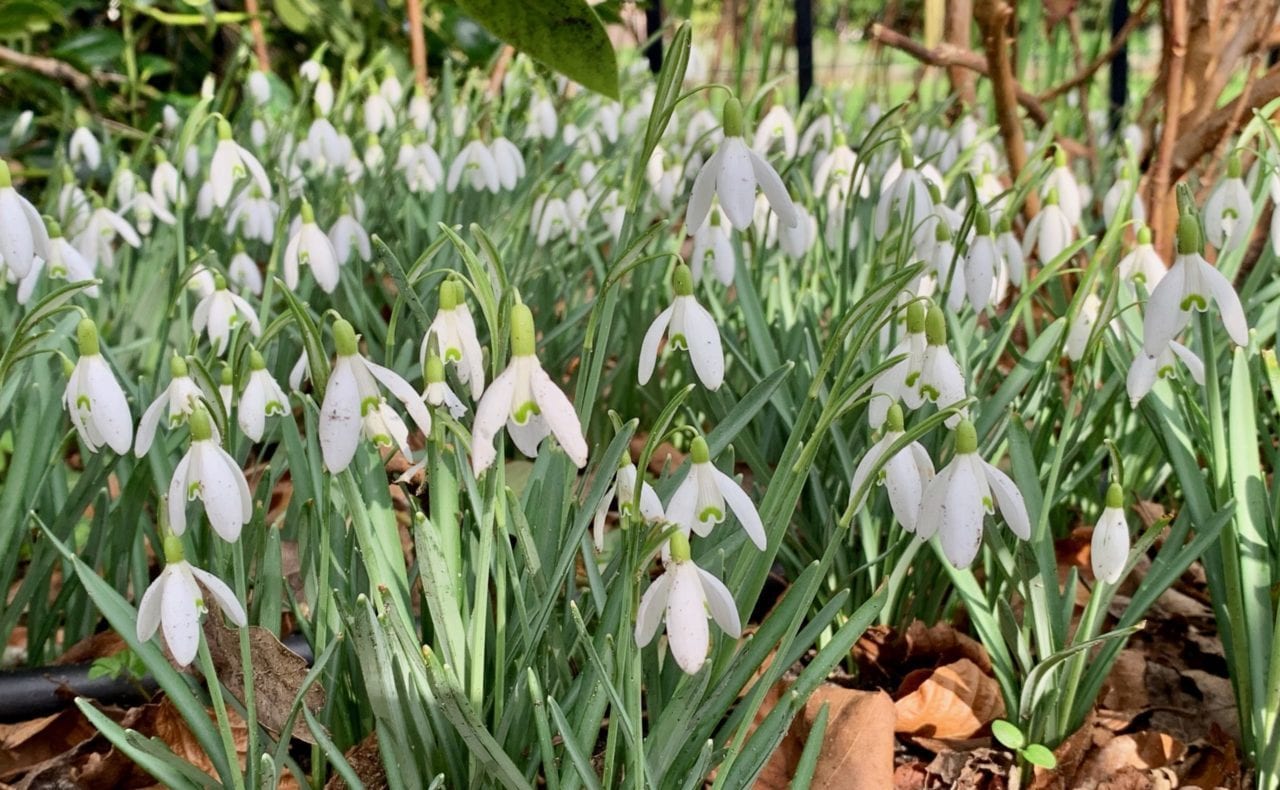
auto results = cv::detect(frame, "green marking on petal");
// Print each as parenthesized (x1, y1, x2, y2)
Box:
(513, 400, 540, 424)
(360, 396, 381, 416)
(1180, 293, 1208, 312)
(698, 506, 724, 523)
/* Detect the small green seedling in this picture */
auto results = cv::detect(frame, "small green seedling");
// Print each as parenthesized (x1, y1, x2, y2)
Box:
(992, 719, 1057, 769)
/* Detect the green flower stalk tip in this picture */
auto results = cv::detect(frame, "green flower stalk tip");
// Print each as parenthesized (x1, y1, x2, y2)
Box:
(927, 181, 942, 203)
(154, 149, 168, 165)
(333, 318, 358, 356)
(925, 304, 946, 346)
(76, 318, 99, 356)
(300, 199, 315, 224)
(162, 532, 185, 564)
(214, 273, 227, 290)
(668, 530, 692, 562)
(886, 403, 905, 433)
(425, 352, 444, 383)
(934, 219, 951, 242)
(0, 159, 10, 188)
(954, 420, 978, 454)
(439, 279, 459, 310)
(673, 263, 694, 297)
(690, 435, 710, 464)
(216, 118, 233, 140)
(618, 450, 633, 470)
(975, 207, 991, 236)
(249, 349, 267, 370)
(1137, 225, 1152, 245)
(510, 303, 536, 357)
(1227, 150, 1242, 179)
(907, 300, 926, 333)
(189, 405, 214, 442)
(722, 97, 744, 137)
(1045, 187, 1059, 206)
(45, 217, 63, 238)
(220, 365, 233, 385)
(1176, 213, 1201, 256)
(710, 209, 722, 227)
(1054, 145, 1067, 168)
(170, 354, 189, 378)
(1106, 482, 1123, 509)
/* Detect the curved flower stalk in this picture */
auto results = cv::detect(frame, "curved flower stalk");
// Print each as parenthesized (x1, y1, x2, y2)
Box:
(917, 304, 968, 428)
(873, 135, 936, 240)
(1092, 483, 1130, 584)
(686, 97, 798, 233)
(320, 319, 432, 473)
(752, 100, 797, 161)
(168, 405, 252, 541)
(1126, 337, 1204, 405)
(137, 531, 245, 667)
(15, 219, 96, 305)
(238, 349, 289, 442)
(918, 420, 1031, 569)
(690, 208, 735, 285)
(635, 531, 741, 675)
(283, 199, 341, 294)
(593, 454, 664, 552)
(1203, 152, 1253, 253)
(869, 300, 927, 429)
(471, 303, 588, 475)
(638, 263, 724, 390)
(135, 355, 216, 457)
(1041, 146, 1083, 227)
(447, 137, 500, 193)
(193, 275, 261, 355)
(1022, 188, 1074, 264)
(210, 119, 272, 208)
(1141, 209, 1248, 355)
(1117, 225, 1166, 291)
(421, 279, 485, 399)
(666, 435, 766, 550)
(64, 318, 133, 455)
(850, 405, 935, 533)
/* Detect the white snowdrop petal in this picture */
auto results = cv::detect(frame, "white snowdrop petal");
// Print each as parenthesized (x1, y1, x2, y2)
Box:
(1091, 507, 1130, 585)
(716, 139, 756, 230)
(638, 306, 674, 385)
(983, 460, 1031, 540)
(471, 367, 516, 475)
(747, 148, 797, 228)
(1198, 261, 1249, 347)
(939, 458, 985, 569)
(1141, 259, 1190, 355)
(197, 444, 249, 542)
(190, 566, 248, 626)
(161, 567, 202, 666)
(685, 148, 722, 234)
(666, 563, 711, 674)
(696, 567, 742, 638)
(682, 300, 725, 390)
(635, 571, 672, 647)
(85, 357, 134, 454)
(134, 392, 169, 458)
(136, 575, 165, 641)
(713, 469, 766, 550)
(319, 359, 362, 473)
(530, 364, 588, 467)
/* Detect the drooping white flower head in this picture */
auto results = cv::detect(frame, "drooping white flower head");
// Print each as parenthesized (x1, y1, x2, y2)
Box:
(137, 532, 246, 667)
(238, 349, 289, 443)
(752, 101, 797, 161)
(408, 87, 434, 134)
(226, 188, 279, 244)
(918, 420, 1031, 569)
(0, 160, 51, 279)
(994, 216, 1025, 288)
(1022, 188, 1074, 263)
(471, 304, 588, 474)
(210, 119, 272, 208)
(1202, 152, 1253, 253)
(1141, 208, 1248, 355)
(312, 69, 334, 117)
(72, 196, 141, 270)
(363, 90, 396, 135)
(9, 110, 33, 145)
(69, 126, 101, 172)
(1102, 163, 1146, 226)
(959, 208, 1002, 312)
(15, 218, 97, 305)
(873, 135, 938, 240)
(447, 138, 500, 193)
(421, 278, 486, 400)
(635, 532, 741, 675)
(690, 208, 735, 286)
(850, 404, 936, 533)
(167, 405, 253, 541)
(490, 137, 526, 191)
(666, 435, 766, 550)
(526, 96, 558, 141)
(812, 134, 862, 198)
(869, 300, 928, 429)
(1065, 292, 1104, 362)
(135, 355, 216, 457)
(320, 319, 433, 473)
(638, 263, 724, 390)
(247, 70, 272, 106)
(421, 351, 468, 420)
(1041, 146, 1083, 227)
(1091, 483, 1130, 584)
(1126, 337, 1204, 405)
(283, 199, 341, 294)
(798, 113, 833, 158)
(916, 304, 968, 428)
(686, 98, 798, 234)
(593, 454, 665, 552)
(229, 247, 263, 295)
(1117, 225, 1166, 291)
(193, 274, 262, 355)
(328, 208, 372, 264)
(64, 319, 134, 455)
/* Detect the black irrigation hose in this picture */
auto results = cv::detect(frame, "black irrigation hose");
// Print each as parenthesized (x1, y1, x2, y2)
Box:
(0, 632, 314, 723)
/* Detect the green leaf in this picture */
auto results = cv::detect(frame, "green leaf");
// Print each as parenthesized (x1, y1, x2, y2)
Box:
(991, 719, 1026, 750)
(454, 0, 619, 99)
(1022, 743, 1057, 769)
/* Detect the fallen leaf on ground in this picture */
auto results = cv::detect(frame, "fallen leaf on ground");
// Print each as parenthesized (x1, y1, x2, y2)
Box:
(757, 684, 895, 789)
(894, 658, 1004, 739)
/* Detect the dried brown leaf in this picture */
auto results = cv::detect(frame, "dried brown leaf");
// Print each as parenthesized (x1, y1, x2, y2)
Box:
(894, 658, 1005, 739)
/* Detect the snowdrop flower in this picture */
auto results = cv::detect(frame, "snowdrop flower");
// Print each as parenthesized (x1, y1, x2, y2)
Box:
(490, 137, 525, 191)
(1041, 146, 1083, 227)
(666, 435, 766, 550)
(994, 216, 1025, 287)
(236, 350, 289, 442)
(1117, 225, 1166, 290)
(283, 199, 341, 293)
(193, 275, 261, 355)
(961, 209, 1001, 311)
(218, 366, 233, 415)
(798, 113, 833, 158)
(195, 182, 215, 219)
(56, 170, 91, 238)
(0, 160, 50, 278)
(690, 208, 735, 285)
(638, 264, 724, 390)
(812, 134, 861, 197)
(135, 355, 214, 457)
(210, 119, 272, 208)
(136, 532, 246, 667)
(686, 98, 798, 233)
(447, 137, 500, 193)
(873, 136, 936, 240)
(533, 193, 570, 246)
(1092, 483, 1129, 584)
(421, 352, 467, 419)
(73, 196, 141, 270)
(9, 110, 33, 144)
(471, 303, 587, 474)
(917, 304, 968, 428)
(250, 117, 268, 149)
(328, 206, 372, 263)
(849, 404, 935, 533)
(226, 188, 279, 244)
(421, 279, 485, 399)
(635, 531, 741, 675)
(408, 87, 433, 133)
(64, 319, 133, 455)
(593, 454, 664, 552)
(69, 125, 101, 172)
(1126, 337, 1203, 405)
(300, 58, 322, 83)
(918, 420, 1031, 569)
(126, 191, 176, 236)
(362, 133, 386, 172)
(228, 247, 263, 295)
(1065, 292, 1103, 362)
(869, 300, 927, 429)
(15, 219, 97, 304)
(320, 319, 432, 473)
(752, 100, 797, 160)
(247, 70, 271, 106)
(527, 96, 558, 141)
(600, 189, 626, 243)
(111, 158, 136, 207)
(1022, 189, 1074, 263)
(932, 223, 964, 312)
(313, 69, 334, 116)
(162, 105, 181, 134)
(1141, 209, 1248, 355)
(363, 90, 396, 135)
(1202, 152, 1253, 252)
(168, 405, 252, 541)
(1102, 162, 1145, 225)
(408, 140, 445, 193)
(774, 204, 817, 258)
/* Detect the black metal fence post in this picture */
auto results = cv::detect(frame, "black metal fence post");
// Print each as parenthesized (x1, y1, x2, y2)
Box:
(796, 0, 814, 101)
(646, 0, 663, 74)
(1109, 0, 1129, 133)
